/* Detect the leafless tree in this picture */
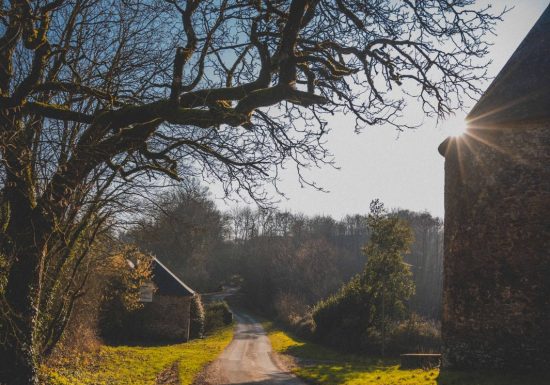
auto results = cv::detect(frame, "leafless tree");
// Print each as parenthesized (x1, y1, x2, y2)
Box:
(0, 0, 505, 383)
(128, 180, 228, 291)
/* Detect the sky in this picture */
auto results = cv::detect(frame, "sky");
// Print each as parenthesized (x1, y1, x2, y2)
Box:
(216, 0, 550, 219)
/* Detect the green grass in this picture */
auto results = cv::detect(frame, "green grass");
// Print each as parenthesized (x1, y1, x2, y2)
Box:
(42, 325, 234, 385)
(263, 322, 550, 385)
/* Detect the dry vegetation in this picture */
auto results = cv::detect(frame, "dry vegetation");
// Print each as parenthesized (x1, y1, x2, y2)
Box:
(41, 325, 234, 385)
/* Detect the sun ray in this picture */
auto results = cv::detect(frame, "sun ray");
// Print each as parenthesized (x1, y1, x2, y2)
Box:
(463, 128, 512, 158)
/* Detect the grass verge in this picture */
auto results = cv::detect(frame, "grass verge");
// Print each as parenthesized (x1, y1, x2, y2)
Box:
(263, 322, 549, 385)
(41, 325, 234, 385)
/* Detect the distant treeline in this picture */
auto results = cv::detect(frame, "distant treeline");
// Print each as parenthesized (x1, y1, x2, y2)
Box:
(128, 182, 443, 322)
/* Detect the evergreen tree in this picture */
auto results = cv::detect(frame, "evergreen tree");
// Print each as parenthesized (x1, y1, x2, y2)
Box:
(312, 200, 415, 354)
(361, 200, 415, 355)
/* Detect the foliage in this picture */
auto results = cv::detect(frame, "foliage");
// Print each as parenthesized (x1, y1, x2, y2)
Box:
(274, 291, 312, 327)
(312, 275, 375, 351)
(97, 247, 154, 342)
(205, 301, 233, 333)
(41, 325, 234, 385)
(385, 315, 441, 355)
(366, 201, 413, 256)
(312, 200, 415, 353)
(362, 200, 415, 325)
(0, 253, 7, 294)
(264, 322, 549, 385)
(189, 294, 206, 339)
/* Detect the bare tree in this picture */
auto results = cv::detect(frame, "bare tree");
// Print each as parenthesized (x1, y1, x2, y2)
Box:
(0, 0, 504, 383)
(129, 180, 228, 291)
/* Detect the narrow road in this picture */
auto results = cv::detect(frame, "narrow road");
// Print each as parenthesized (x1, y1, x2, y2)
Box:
(199, 311, 305, 385)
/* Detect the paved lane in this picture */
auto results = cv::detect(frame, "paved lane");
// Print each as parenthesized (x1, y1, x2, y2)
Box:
(200, 311, 305, 385)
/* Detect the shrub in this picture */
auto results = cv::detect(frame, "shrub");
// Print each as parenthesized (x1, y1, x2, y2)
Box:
(312, 283, 442, 355)
(385, 314, 441, 354)
(292, 313, 316, 340)
(312, 276, 376, 352)
(190, 295, 205, 339)
(97, 248, 154, 342)
(274, 292, 308, 327)
(204, 301, 233, 333)
(272, 292, 315, 340)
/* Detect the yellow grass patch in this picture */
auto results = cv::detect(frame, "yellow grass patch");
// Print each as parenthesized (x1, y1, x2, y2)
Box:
(263, 322, 549, 385)
(42, 326, 234, 385)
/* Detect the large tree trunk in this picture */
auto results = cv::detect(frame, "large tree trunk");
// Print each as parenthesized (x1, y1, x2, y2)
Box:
(0, 119, 47, 385)
(1, 262, 40, 385)
(0, 207, 44, 385)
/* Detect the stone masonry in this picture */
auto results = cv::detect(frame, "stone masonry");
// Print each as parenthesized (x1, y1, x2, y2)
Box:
(438, 6, 550, 369)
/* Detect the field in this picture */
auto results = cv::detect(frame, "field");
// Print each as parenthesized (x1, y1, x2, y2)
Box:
(41, 326, 234, 385)
(264, 322, 549, 385)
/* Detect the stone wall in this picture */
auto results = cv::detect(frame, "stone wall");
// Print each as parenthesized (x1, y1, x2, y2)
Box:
(137, 295, 192, 342)
(441, 122, 550, 369)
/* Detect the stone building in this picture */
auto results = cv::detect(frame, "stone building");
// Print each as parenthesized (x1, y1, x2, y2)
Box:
(438, 6, 550, 369)
(137, 258, 196, 342)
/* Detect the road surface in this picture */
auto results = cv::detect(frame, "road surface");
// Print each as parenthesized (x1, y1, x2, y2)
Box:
(199, 311, 305, 385)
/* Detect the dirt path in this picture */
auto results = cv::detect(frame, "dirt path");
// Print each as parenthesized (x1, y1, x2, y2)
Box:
(197, 311, 305, 385)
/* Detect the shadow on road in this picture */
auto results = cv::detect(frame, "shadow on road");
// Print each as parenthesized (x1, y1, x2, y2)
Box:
(217, 372, 305, 385)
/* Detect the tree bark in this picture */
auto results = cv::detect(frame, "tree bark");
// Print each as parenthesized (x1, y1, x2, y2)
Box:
(1, 269, 40, 385)
(0, 115, 47, 385)
(0, 205, 44, 385)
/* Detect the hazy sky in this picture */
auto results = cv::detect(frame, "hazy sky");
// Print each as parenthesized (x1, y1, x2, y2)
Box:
(217, 0, 550, 219)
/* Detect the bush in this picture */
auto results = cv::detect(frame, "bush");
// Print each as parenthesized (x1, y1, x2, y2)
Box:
(204, 301, 233, 333)
(311, 276, 441, 355)
(312, 276, 376, 352)
(190, 295, 205, 339)
(274, 292, 309, 327)
(292, 313, 316, 340)
(385, 314, 441, 354)
(312, 281, 442, 355)
(97, 248, 154, 343)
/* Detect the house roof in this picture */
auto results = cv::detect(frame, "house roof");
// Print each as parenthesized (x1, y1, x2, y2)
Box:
(466, 5, 550, 126)
(152, 258, 195, 297)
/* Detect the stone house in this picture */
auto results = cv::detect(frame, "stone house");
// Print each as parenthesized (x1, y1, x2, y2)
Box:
(137, 257, 196, 342)
(438, 6, 550, 369)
